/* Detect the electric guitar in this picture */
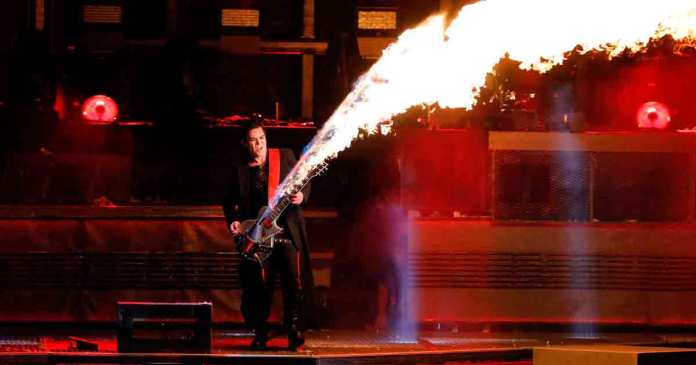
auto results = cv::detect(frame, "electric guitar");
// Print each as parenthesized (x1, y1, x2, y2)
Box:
(234, 163, 328, 264)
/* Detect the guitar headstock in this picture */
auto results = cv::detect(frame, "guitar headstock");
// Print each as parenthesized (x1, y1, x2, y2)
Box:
(309, 163, 329, 179)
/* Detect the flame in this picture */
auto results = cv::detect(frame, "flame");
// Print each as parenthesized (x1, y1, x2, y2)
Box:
(273, 0, 696, 203)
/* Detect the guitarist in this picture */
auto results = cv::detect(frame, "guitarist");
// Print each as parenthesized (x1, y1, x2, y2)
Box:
(222, 121, 313, 351)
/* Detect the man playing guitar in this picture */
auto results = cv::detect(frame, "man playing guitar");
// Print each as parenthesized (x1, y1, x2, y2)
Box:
(223, 121, 313, 351)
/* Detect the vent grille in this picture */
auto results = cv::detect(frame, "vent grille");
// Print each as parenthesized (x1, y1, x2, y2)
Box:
(83, 4, 122, 24)
(410, 252, 696, 291)
(0, 252, 240, 289)
(593, 152, 691, 221)
(4, 251, 695, 291)
(221, 9, 259, 27)
(494, 151, 591, 221)
(358, 10, 397, 30)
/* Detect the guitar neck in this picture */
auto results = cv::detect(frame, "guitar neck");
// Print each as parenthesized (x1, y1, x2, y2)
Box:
(265, 165, 319, 222)
(267, 196, 291, 222)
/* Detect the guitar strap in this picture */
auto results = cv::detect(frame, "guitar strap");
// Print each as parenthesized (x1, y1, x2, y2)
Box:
(268, 148, 281, 206)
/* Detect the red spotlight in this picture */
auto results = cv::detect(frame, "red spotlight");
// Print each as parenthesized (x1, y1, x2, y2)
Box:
(81, 95, 118, 123)
(636, 101, 670, 130)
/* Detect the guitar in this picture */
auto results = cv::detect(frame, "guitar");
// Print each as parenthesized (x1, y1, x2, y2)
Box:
(234, 163, 328, 264)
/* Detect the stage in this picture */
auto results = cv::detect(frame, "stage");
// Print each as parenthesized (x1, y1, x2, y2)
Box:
(2, 132, 696, 364)
(3, 326, 696, 365)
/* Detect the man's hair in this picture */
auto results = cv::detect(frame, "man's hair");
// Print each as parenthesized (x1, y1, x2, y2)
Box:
(241, 120, 265, 141)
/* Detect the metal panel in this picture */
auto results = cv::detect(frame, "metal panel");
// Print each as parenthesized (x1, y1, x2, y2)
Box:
(593, 152, 691, 222)
(494, 151, 591, 221)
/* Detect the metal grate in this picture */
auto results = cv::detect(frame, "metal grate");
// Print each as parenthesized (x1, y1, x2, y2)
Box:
(358, 10, 397, 30)
(494, 151, 591, 221)
(83, 4, 122, 24)
(410, 252, 696, 291)
(593, 152, 691, 222)
(6, 251, 696, 292)
(0, 252, 240, 289)
(221, 9, 260, 28)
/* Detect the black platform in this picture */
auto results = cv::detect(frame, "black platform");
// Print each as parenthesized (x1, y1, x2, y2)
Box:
(2, 328, 696, 365)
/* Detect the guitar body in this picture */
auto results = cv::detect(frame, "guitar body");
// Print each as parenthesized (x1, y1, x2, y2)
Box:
(233, 162, 327, 264)
(235, 206, 283, 263)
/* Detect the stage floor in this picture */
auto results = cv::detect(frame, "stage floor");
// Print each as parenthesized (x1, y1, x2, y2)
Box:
(1, 328, 695, 365)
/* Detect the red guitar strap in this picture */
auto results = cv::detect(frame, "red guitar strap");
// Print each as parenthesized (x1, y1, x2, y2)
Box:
(268, 148, 281, 206)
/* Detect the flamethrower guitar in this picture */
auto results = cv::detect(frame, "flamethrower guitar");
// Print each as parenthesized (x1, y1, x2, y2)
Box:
(234, 163, 328, 264)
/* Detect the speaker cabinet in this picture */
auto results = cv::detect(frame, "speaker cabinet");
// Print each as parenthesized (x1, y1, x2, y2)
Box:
(117, 302, 212, 353)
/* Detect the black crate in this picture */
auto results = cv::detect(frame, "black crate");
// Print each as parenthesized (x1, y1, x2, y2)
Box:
(117, 301, 212, 353)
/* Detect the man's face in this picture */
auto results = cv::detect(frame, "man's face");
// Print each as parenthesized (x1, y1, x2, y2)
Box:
(246, 127, 267, 160)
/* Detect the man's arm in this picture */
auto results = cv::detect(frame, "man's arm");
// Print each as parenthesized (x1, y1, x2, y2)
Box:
(222, 169, 242, 231)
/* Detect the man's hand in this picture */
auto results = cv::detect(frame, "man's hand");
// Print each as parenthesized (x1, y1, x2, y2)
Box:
(230, 221, 241, 235)
(290, 192, 303, 205)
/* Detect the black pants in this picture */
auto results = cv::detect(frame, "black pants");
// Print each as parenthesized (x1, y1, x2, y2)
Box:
(239, 239, 303, 333)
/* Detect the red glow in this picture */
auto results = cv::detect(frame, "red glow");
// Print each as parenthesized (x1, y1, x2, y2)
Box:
(81, 95, 118, 123)
(53, 85, 65, 120)
(636, 101, 671, 130)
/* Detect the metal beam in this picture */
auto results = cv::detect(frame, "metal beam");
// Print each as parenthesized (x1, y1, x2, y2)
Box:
(302, 0, 315, 119)
(303, 0, 315, 39)
(302, 54, 314, 119)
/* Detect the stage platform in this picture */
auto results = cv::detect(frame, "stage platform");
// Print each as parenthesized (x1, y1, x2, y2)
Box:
(0, 328, 532, 365)
(4, 327, 696, 365)
(2, 327, 696, 365)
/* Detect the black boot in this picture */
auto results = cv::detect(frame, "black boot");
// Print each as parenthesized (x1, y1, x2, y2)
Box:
(287, 315, 305, 351)
(250, 327, 269, 350)
(288, 329, 304, 351)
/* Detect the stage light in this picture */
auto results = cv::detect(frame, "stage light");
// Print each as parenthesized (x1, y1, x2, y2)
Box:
(636, 101, 671, 130)
(81, 95, 119, 123)
(221, 9, 259, 28)
(82, 4, 122, 24)
(358, 9, 397, 30)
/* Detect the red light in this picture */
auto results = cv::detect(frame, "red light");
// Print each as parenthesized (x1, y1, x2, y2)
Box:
(636, 101, 670, 130)
(81, 95, 118, 123)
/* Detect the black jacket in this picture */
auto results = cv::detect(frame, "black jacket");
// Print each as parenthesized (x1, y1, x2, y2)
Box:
(222, 148, 310, 250)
